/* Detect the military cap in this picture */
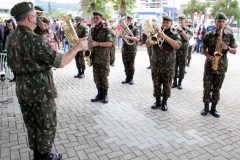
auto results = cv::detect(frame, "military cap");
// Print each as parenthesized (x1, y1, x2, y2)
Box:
(34, 6, 44, 12)
(127, 15, 133, 19)
(93, 11, 103, 16)
(163, 16, 173, 21)
(10, 2, 34, 18)
(75, 16, 82, 20)
(215, 12, 228, 20)
(179, 15, 187, 19)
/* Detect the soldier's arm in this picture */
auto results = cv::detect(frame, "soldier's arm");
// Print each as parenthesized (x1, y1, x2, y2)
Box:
(202, 33, 213, 60)
(226, 34, 237, 54)
(124, 28, 140, 42)
(159, 32, 181, 49)
(179, 29, 189, 41)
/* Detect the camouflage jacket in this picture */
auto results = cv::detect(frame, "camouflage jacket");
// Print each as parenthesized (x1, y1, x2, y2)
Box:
(91, 23, 113, 64)
(122, 25, 140, 52)
(152, 28, 182, 75)
(202, 29, 238, 74)
(6, 25, 63, 103)
(75, 24, 88, 38)
(177, 27, 192, 51)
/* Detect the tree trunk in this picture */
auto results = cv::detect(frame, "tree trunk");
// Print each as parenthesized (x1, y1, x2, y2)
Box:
(81, 0, 87, 17)
(120, 0, 126, 17)
(90, 2, 96, 13)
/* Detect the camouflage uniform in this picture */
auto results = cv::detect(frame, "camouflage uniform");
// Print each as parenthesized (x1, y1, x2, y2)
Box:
(173, 27, 192, 89)
(74, 24, 88, 77)
(121, 26, 140, 83)
(6, 25, 63, 153)
(147, 46, 153, 68)
(110, 26, 116, 65)
(202, 30, 237, 104)
(151, 28, 181, 100)
(91, 22, 112, 97)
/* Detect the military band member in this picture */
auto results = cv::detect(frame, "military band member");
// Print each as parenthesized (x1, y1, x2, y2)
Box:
(121, 15, 140, 85)
(172, 15, 192, 89)
(74, 16, 88, 78)
(90, 11, 113, 104)
(34, 6, 49, 36)
(6, 2, 85, 159)
(186, 19, 195, 67)
(151, 16, 181, 111)
(108, 20, 117, 66)
(146, 18, 157, 69)
(201, 12, 237, 118)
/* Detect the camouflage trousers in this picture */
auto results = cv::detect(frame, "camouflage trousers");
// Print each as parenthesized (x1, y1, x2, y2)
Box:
(203, 72, 225, 104)
(147, 46, 153, 66)
(187, 45, 194, 62)
(19, 99, 57, 153)
(174, 49, 187, 79)
(122, 51, 136, 76)
(151, 68, 173, 98)
(93, 63, 110, 89)
(75, 51, 86, 70)
(110, 46, 116, 65)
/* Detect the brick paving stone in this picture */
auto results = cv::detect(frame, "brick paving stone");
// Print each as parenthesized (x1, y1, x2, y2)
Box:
(1, 47, 240, 160)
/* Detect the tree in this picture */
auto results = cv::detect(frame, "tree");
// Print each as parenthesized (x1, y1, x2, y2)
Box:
(114, 0, 136, 17)
(183, 0, 210, 23)
(211, 0, 240, 24)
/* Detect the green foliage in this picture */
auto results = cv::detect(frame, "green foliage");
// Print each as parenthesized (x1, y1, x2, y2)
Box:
(51, 10, 68, 19)
(211, 0, 240, 21)
(183, 0, 210, 18)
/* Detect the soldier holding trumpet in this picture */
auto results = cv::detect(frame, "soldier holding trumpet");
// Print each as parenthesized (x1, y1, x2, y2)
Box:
(150, 16, 181, 111)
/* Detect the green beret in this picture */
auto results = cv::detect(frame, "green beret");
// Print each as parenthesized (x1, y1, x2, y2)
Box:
(127, 15, 133, 19)
(75, 16, 82, 20)
(93, 11, 103, 17)
(163, 16, 173, 21)
(11, 2, 34, 18)
(179, 15, 187, 19)
(34, 6, 44, 12)
(215, 12, 227, 20)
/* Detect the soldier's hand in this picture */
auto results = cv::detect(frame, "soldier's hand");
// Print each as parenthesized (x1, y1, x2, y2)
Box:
(158, 31, 166, 40)
(220, 42, 228, 50)
(90, 40, 99, 48)
(207, 56, 214, 61)
(76, 40, 86, 51)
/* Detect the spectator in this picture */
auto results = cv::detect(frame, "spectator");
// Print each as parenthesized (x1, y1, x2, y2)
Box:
(195, 24, 206, 53)
(0, 18, 4, 52)
(206, 21, 216, 32)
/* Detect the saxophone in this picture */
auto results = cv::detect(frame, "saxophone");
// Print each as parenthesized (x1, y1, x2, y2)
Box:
(62, 15, 79, 46)
(212, 29, 223, 71)
(84, 26, 93, 66)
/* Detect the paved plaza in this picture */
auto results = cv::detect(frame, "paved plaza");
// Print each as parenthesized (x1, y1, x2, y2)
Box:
(1, 46, 240, 160)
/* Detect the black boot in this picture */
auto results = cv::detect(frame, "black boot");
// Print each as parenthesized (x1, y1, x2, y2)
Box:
(151, 97, 161, 109)
(79, 69, 85, 78)
(201, 102, 209, 116)
(38, 152, 62, 160)
(171, 78, 177, 88)
(91, 88, 102, 102)
(74, 69, 82, 78)
(122, 76, 129, 84)
(210, 103, 220, 118)
(101, 89, 109, 103)
(128, 75, 134, 85)
(177, 78, 182, 90)
(161, 97, 168, 111)
(187, 59, 191, 67)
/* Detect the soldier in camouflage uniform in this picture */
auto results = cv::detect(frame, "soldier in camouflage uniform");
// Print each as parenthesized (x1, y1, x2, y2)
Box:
(172, 15, 192, 90)
(201, 12, 237, 118)
(74, 16, 88, 78)
(90, 11, 113, 104)
(186, 19, 195, 67)
(151, 16, 181, 111)
(6, 2, 85, 160)
(121, 15, 140, 85)
(108, 20, 117, 66)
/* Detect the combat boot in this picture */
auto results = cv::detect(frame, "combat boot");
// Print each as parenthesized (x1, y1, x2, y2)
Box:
(37, 152, 62, 160)
(210, 103, 220, 118)
(151, 97, 161, 109)
(171, 78, 177, 88)
(128, 75, 134, 85)
(161, 97, 168, 111)
(122, 76, 130, 84)
(187, 59, 191, 67)
(79, 69, 85, 78)
(91, 88, 103, 102)
(177, 78, 182, 90)
(101, 89, 109, 103)
(74, 69, 82, 78)
(201, 102, 209, 116)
